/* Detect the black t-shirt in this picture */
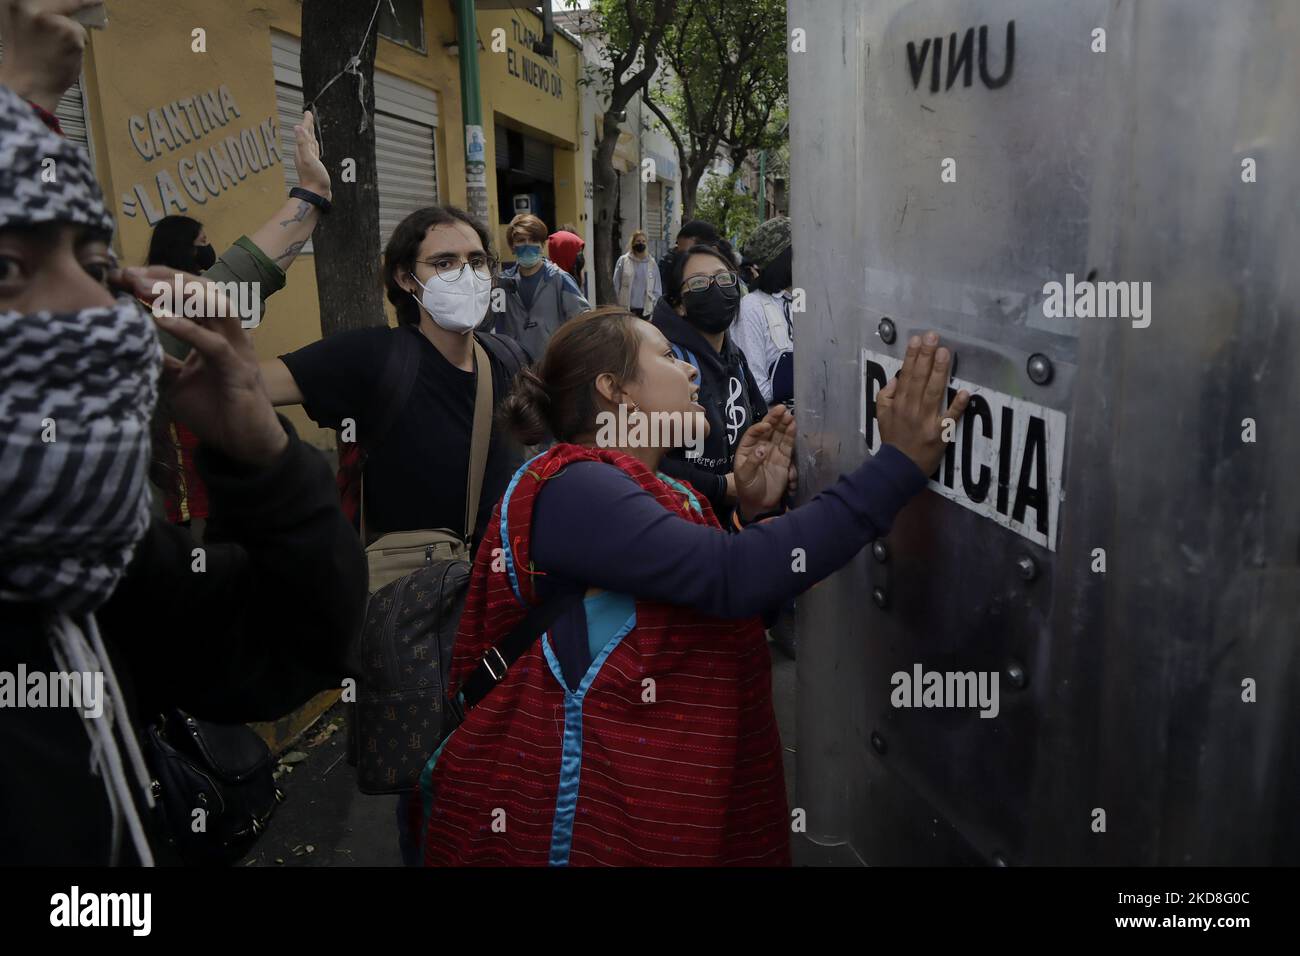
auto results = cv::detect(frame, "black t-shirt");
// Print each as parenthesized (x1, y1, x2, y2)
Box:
(280, 325, 523, 544)
(518, 268, 543, 309)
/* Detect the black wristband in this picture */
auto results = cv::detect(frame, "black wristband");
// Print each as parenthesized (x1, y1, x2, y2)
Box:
(289, 186, 331, 214)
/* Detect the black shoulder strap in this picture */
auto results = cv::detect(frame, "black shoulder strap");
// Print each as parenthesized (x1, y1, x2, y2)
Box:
(366, 326, 421, 455)
(475, 330, 532, 378)
(452, 587, 584, 717)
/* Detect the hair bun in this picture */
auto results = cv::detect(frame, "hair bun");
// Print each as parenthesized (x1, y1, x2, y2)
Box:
(498, 365, 553, 445)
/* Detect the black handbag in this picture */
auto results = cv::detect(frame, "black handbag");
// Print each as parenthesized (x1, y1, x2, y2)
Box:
(144, 709, 284, 866)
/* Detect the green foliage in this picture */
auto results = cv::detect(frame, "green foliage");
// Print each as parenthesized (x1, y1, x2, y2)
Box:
(588, 0, 677, 93)
(765, 104, 790, 180)
(694, 171, 760, 249)
(585, 0, 789, 215)
(658, 0, 788, 154)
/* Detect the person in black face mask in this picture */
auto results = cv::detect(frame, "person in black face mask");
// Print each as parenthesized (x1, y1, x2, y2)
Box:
(147, 215, 217, 274)
(614, 229, 662, 317)
(650, 243, 772, 522)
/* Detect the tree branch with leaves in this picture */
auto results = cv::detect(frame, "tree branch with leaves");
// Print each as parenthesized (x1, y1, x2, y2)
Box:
(576, 0, 679, 305)
(641, 0, 788, 219)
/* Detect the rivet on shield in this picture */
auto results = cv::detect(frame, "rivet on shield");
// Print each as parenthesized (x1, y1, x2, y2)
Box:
(1016, 554, 1038, 581)
(872, 586, 888, 609)
(1006, 661, 1027, 689)
(870, 731, 887, 755)
(1026, 352, 1053, 385)
(872, 540, 889, 563)
(992, 852, 1009, 867)
(878, 317, 897, 344)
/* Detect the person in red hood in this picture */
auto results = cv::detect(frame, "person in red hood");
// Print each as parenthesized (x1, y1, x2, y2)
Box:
(547, 228, 586, 298)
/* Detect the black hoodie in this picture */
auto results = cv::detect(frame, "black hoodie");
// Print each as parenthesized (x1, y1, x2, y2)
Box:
(0, 419, 366, 864)
(650, 298, 768, 517)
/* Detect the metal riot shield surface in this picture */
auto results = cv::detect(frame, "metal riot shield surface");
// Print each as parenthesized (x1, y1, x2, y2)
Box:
(789, 0, 1299, 864)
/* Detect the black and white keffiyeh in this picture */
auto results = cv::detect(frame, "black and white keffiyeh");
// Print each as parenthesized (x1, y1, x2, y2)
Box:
(0, 82, 115, 236)
(1, 83, 161, 864)
(0, 301, 160, 612)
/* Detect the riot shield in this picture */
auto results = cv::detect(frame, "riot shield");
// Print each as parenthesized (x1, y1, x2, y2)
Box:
(789, 0, 1299, 865)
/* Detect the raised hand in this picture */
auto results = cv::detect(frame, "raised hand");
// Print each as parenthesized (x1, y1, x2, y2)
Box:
(293, 110, 331, 199)
(116, 267, 288, 468)
(0, 0, 101, 112)
(876, 332, 970, 476)
(733, 404, 797, 520)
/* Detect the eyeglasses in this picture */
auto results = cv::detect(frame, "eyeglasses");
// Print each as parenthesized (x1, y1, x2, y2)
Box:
(681, 271, 739, 294)
(416, 253, 498, 282)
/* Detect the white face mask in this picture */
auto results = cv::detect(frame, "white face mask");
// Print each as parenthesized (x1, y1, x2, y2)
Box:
(409, 267, 493, 334)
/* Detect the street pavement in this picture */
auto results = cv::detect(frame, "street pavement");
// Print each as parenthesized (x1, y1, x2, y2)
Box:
(246, 640, 798, 867)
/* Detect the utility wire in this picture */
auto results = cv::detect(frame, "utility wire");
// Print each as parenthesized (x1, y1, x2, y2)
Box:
(305, 0, 393, 142)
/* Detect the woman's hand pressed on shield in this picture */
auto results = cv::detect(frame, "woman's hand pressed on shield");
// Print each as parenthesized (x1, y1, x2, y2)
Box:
(734, 404, 797, 520)
(117, 266, 289, 468)
(876, 332, 970, 477)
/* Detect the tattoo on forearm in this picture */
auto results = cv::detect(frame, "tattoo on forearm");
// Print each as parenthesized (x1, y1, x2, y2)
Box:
(278, 201, 312, 228)
(274, 240, 308, 265)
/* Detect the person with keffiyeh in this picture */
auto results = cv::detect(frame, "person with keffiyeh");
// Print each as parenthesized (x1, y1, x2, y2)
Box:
(0, 1, 336, 536)
(0, 56, 366, 862)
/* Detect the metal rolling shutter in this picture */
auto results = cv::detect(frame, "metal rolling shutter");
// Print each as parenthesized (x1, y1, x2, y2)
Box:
(371, 60, 438, 244)
(55, 83, 90, 150)
(271, 32, 304, 188)
(496, 125, 552, 182)
(375, 106, 438, 245)
(271, 31, 438, 250)
(274, 82, 306, 189)
(644, 180, 663, 244)
(522, 134, 553, 182)
(495, 123, 509, 168)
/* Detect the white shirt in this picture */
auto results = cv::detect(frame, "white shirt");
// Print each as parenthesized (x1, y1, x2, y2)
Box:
(613, 253, 661, 313)
(734, 289, 793, 404)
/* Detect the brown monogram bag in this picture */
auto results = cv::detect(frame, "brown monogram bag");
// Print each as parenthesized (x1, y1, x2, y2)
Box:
(352, 556, 470, 793)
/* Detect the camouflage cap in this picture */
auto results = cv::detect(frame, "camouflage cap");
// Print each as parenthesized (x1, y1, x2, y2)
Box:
(742, 216, 791, 271)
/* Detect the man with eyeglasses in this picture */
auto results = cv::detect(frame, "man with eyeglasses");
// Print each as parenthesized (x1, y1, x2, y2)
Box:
(650, 243, 771, 524)
(261, 205, 529, 553)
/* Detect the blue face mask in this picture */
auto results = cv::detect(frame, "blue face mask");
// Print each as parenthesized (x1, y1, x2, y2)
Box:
(514, 244, 542, 268)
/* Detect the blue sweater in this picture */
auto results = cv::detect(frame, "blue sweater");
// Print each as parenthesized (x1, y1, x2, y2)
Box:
(531, 443, 927, 622)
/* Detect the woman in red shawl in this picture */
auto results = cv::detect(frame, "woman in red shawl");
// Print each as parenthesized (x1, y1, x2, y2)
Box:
(419, 306, 967, 865)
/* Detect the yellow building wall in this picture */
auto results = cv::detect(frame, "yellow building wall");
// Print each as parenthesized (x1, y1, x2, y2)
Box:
(78, 1, 584, 452)
(474, 9, 585, 253)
